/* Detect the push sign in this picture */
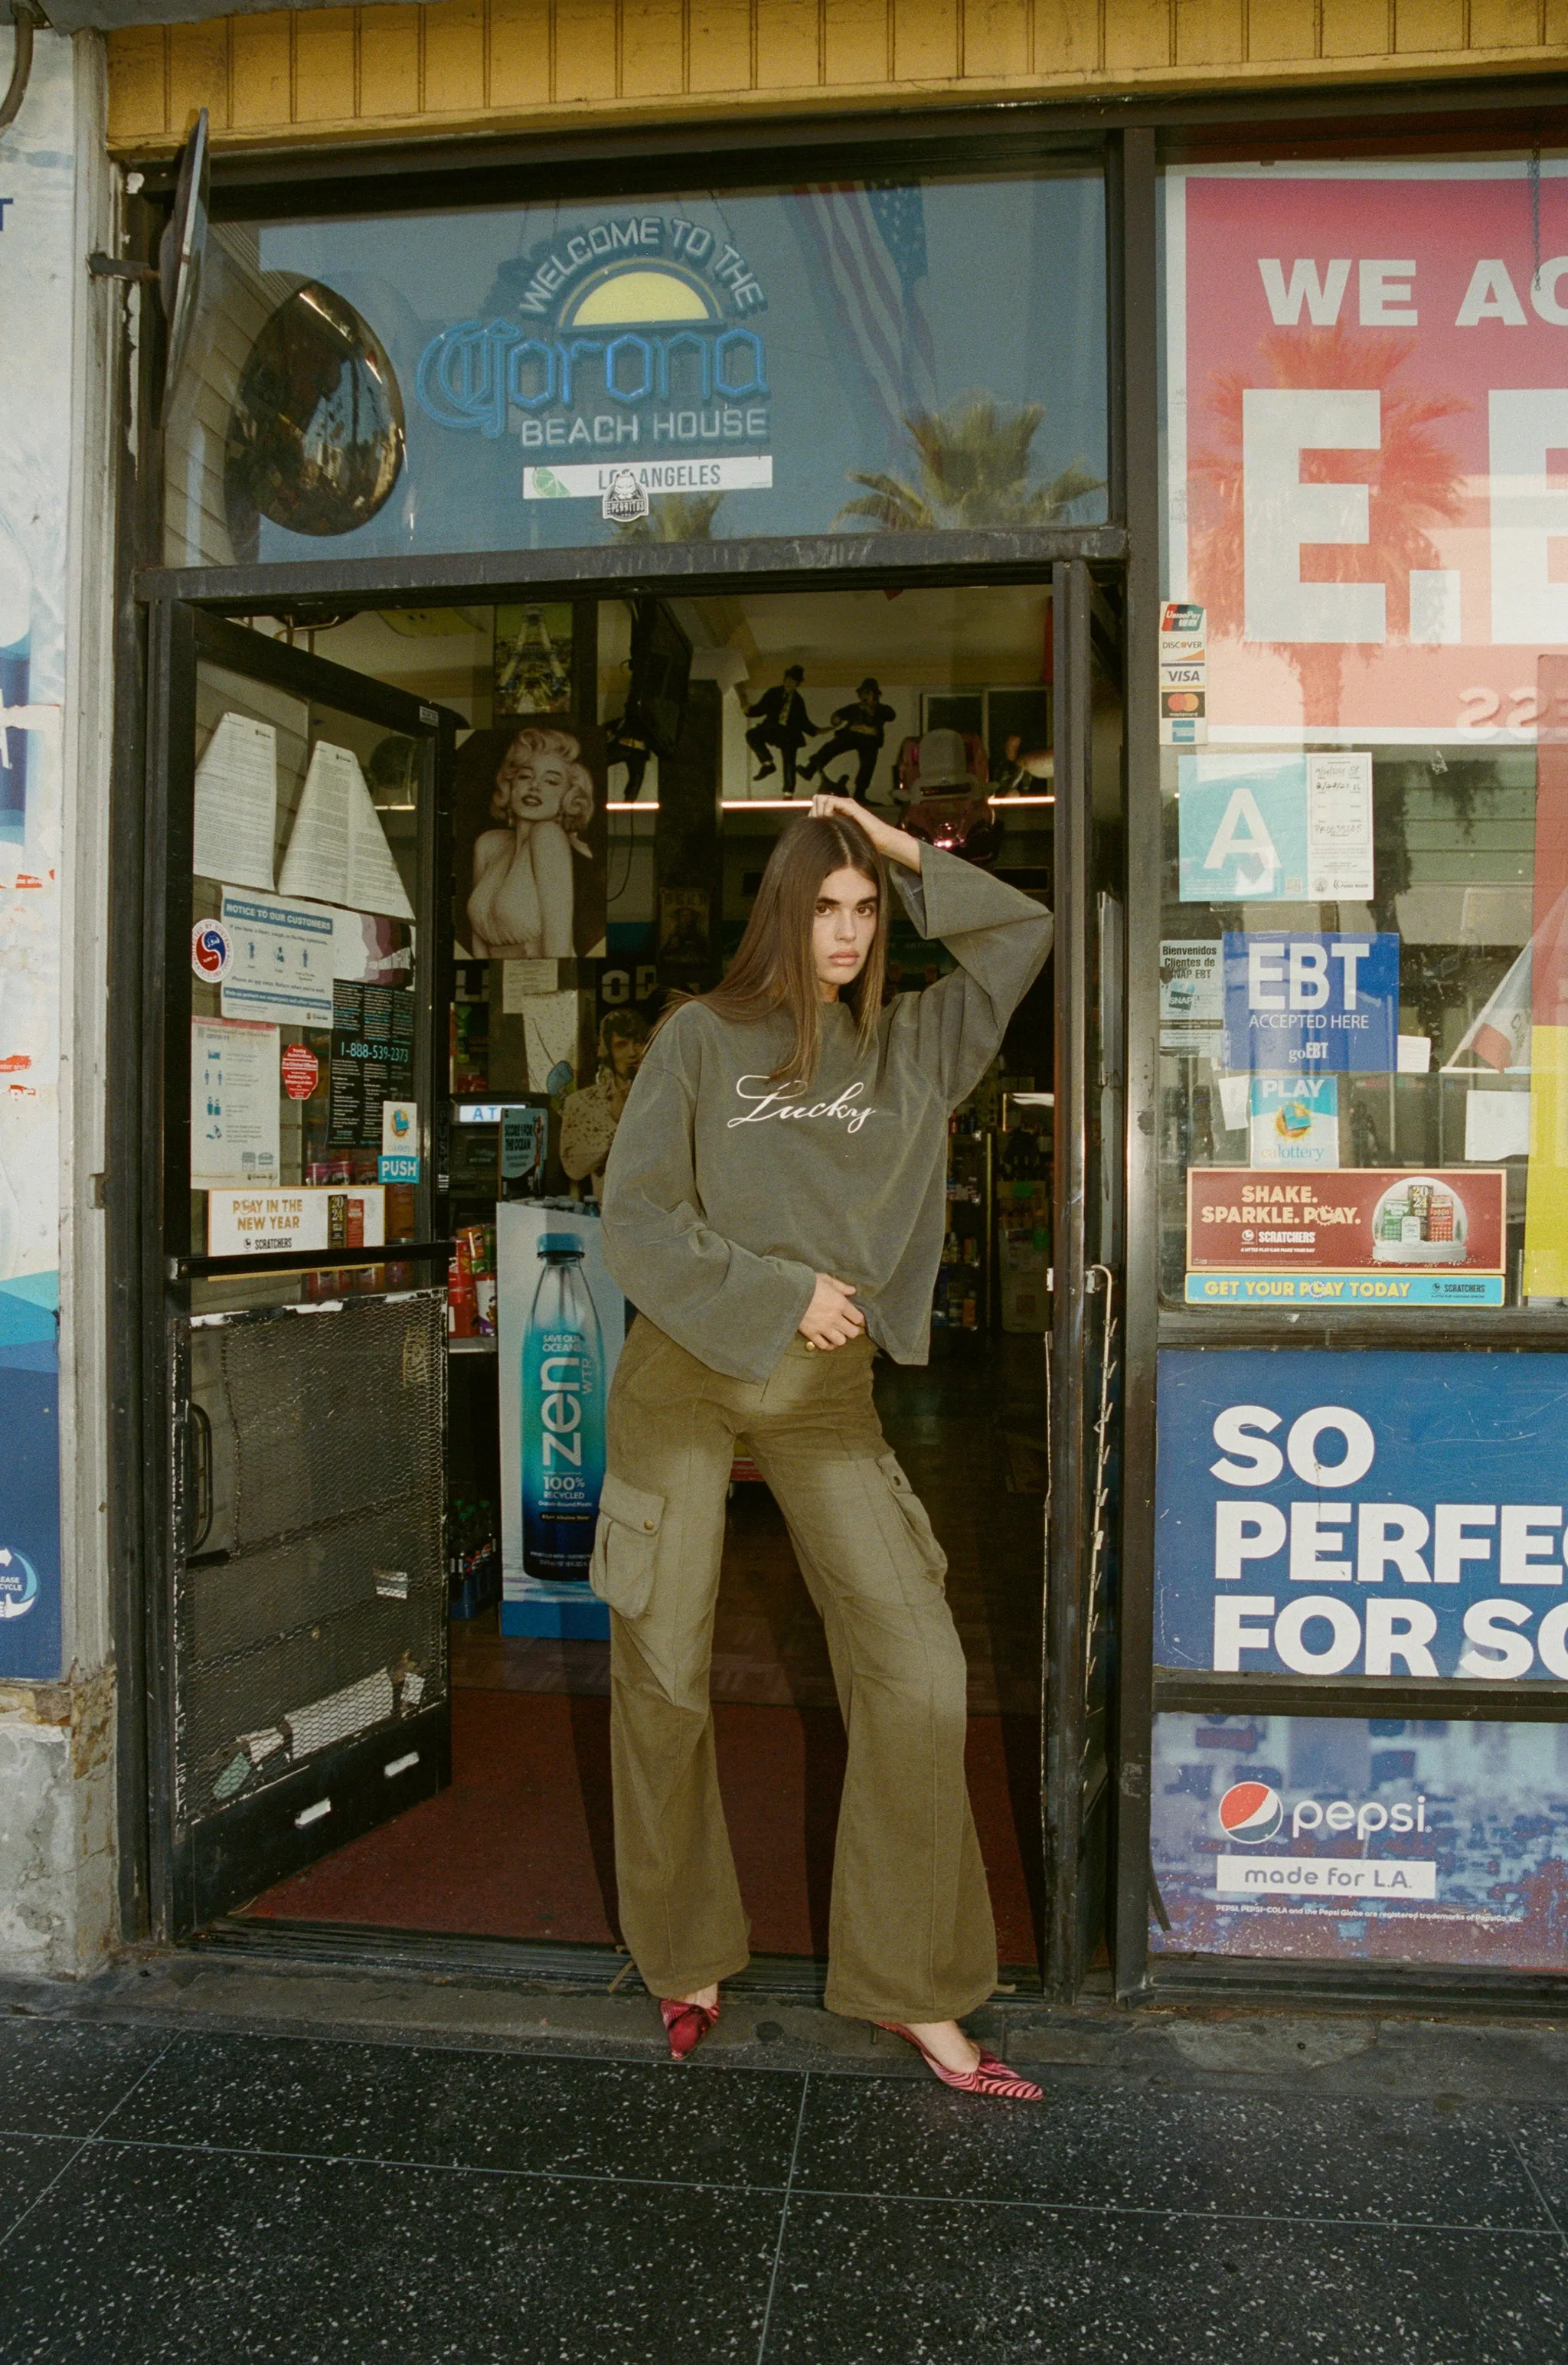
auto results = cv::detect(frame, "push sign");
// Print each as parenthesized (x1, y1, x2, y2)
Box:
(1222, 932, 1397, 1072)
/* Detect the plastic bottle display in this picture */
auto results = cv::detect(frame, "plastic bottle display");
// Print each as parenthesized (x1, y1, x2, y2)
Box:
(521, 1232, 605, 1580)
(0, 513, 31, 838)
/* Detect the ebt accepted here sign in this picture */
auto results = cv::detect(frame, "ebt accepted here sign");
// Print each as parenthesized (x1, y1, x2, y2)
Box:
(1221, 930, 1398, 1071)
(1155, 1348, 1568, 1681)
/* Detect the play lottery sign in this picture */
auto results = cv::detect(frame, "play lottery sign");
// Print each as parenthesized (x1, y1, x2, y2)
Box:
(1221, 931, 1398, 1072)
(1178, 752, 1373, 901)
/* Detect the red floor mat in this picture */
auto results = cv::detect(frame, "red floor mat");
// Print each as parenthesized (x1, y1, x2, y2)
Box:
(243, 1690, 1044, 1968)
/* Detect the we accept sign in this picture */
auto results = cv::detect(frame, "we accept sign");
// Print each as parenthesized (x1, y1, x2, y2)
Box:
(1167, 161, 1568, 742)
(1156, 1349, 1568, 1681)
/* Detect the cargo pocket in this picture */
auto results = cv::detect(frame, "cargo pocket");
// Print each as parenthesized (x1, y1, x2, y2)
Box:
(588, 1472, 665, 1619)
(877, 1452, 948, 1587)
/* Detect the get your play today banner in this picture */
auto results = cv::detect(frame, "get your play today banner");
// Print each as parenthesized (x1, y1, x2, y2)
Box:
(1186, 1168, 1507, 1307)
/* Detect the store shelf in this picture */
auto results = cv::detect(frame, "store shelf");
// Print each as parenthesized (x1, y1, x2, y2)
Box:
(449, 1337, 497, 1355)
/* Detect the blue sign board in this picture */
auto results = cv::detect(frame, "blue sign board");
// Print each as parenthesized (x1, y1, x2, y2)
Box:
(0, 1288, 60, 1679)
(1151, 1712, 1568, 1969)
(1178, 753, 1310, 900)
(1221, 931, 1398, 1072)
(1157, 1348, 1568, 1683)
(378, 1154, 420, 1185)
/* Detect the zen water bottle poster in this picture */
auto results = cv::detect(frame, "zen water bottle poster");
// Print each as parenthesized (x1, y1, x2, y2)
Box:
(496, 1203, 626, 1633)
(0, 32, 74, 1678)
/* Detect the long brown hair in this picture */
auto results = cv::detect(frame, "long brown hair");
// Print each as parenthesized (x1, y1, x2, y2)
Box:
(688, 815, 890, 1085)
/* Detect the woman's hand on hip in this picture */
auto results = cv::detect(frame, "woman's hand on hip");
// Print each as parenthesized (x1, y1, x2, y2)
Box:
(799, 1273, 867, 1351)
(807, 793, 921, 872)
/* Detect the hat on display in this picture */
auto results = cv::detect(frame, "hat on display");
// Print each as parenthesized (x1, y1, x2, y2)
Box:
(913, 727, 975, 795)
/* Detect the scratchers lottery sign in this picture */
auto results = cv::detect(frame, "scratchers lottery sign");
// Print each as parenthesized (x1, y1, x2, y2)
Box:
(1167, 161, 1568, 743)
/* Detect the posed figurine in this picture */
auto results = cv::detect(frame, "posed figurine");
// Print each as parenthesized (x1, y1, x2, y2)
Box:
(802, 676, 898, 804)
(991, 732, 1054, 796)
(560, 1008, 651, 1198)
(467, 724, 596, 958)
(739, 664, 821, 797)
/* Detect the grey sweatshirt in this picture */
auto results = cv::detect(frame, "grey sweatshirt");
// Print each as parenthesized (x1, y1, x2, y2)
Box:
(601, 844, 1054, 1382)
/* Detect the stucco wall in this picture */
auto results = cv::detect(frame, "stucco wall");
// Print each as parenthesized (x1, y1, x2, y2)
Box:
(104, 0, 1568, 155)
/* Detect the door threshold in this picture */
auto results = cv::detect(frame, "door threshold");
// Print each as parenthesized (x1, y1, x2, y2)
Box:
(190, 1916, 832, 1997)
(190, 1918, 1047, 2004)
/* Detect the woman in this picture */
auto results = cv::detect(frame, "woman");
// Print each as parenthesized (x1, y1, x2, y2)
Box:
(467, 724, 595, 959)
(596, 795, 1053, 2099)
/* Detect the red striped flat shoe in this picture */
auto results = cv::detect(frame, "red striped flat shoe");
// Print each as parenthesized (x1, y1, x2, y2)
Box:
(877, 2022, 1043, 2101)
(660, 1998, 720, 2062)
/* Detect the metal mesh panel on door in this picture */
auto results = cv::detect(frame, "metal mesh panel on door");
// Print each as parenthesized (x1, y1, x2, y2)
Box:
(175, 1291, 446, 1824)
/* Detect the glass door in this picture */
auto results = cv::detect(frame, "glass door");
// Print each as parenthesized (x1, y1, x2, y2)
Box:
(149, 606, 454, 1934)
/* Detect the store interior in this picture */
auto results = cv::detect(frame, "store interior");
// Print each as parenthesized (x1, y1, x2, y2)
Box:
(195, 581, 1060, 1969)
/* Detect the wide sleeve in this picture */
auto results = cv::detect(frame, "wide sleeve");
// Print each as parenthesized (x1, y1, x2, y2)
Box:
(599, 1014, 818, 1382)
(894, 842, 1054, 1107)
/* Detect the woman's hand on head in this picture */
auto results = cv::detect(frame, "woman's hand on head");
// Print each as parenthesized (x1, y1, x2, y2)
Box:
(807, 793, 921, 872)
(799, 1272, 867, 1351)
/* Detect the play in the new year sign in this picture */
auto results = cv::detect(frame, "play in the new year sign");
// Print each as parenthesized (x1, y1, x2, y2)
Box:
(1167, 162, 1568, 745)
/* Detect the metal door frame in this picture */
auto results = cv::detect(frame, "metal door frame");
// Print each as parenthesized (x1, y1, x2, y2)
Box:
(131, 602, 456, 1940)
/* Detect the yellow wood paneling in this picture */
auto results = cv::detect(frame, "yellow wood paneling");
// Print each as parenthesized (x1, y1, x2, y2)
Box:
(165, 18, 230, 135)
(107, 21, 168, 139)
(292, 8, 356, 122)
(358, 2, 423, 115)
(1103, 0, 1171, 70)
(1032, 0, 1104, 73)
(1396, 0, 1468, 47)
(962, 0, 1030, 82)
(688, 0, 753, 90)
(104, 0, 1568, 156)
(488, 0, 552, 107)
(1174, 0, 1242, 67)
(230, 12, 293, 128)
(623, 0, 686, 96)
(555, 0, 620, 100)
(893, 0, 959, 78)
(757, 0, 823, 90)
(1244, 0, 1319, 60)
(1468, 0, 1544, 47)
(1321, 0, 1393, 57)
(423, 0, 488, 109)
(825, 0, 890, 84)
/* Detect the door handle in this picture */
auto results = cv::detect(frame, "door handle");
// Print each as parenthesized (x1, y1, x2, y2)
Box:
(186, 1400, 214, 1556)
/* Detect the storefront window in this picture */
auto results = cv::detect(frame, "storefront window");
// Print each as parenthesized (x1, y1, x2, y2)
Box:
(165, 165, 1108, 567)
(1158, 154, 1568, 1315)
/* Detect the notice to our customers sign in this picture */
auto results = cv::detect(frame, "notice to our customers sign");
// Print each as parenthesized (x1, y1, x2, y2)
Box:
(1167, 160, 1568, 743)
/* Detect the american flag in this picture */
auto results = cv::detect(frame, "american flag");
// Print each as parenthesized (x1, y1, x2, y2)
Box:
(792, 182, 939, 455)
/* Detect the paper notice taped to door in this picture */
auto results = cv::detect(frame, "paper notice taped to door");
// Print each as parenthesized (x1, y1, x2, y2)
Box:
(278, 741, 414, 920)
(193, 713, 277, 891)
(190, 1018, 280, 1188)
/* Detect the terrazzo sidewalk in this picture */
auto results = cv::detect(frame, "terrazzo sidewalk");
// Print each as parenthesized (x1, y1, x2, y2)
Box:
(3, 1978, 1568, 2362)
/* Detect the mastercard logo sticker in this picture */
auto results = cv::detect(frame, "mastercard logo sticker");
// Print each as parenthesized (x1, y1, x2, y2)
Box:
(1217, 1781, 1283, 1845)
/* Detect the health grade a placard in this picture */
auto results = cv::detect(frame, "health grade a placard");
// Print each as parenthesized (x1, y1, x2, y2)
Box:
(1222, 932, 1398, 1073)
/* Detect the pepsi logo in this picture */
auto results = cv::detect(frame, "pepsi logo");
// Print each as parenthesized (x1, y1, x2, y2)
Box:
(1218, 1780, 1283, 1844)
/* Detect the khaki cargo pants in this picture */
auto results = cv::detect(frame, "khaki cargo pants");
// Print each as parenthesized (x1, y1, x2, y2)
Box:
(590, 1317, 998, 2024)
